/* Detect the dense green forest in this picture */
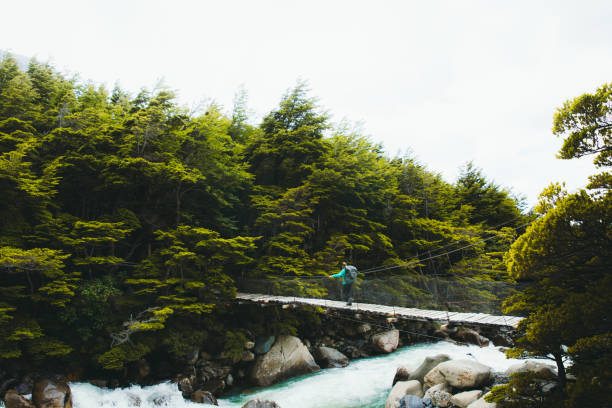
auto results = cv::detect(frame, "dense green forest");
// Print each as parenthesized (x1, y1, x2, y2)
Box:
(0, 54, 609, 406)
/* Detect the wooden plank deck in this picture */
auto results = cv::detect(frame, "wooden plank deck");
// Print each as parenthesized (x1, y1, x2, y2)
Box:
(236, 293, 523, 328)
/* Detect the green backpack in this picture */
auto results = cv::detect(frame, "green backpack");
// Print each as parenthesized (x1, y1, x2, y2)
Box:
(344, 265, 358, 284)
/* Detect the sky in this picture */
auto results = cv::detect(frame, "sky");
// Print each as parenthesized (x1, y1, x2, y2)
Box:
(2, 0, 611, 207)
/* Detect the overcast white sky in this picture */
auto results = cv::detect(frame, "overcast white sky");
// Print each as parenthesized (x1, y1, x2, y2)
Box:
(3, 0, 611, 207)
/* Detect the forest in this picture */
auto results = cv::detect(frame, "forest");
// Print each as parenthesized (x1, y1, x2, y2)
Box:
(0, 54, 609, 407)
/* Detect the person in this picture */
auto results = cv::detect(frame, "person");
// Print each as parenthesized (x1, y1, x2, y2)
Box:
(329, 261, 355, 306)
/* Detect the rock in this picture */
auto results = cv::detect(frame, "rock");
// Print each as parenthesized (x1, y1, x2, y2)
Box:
(393, 366, 412, 386)
(423, 382, 451, 398)
(357, 323, 372, 334)
(177, 375, 194, 398)
(137, 359, 151, 379)
(454, 328, 490, 347)
(451, 390, 483, 408)
(32, 378, 72, 408)
(87, 380, 108, 388)
(241, 350, 255, 362)
(424, 383, 452, 408)
(4, 390, 35, 408)
(427, 390, 453, 407)
(250, 335, 320, 387)
(466, 393, 496, 408)
(424, 359, 492, 389)
(399, 394, 425, 408)
(125, 392, 141, 406)
(505, 361, 557, 380)
(191, 390, 218, 405)
(372, 330, 400, 354)
(491, 332, 513, 347)
(254, 335, 276, 355)
(314, 346, 349, 368)
(245, 341, 255, 350)
(241, 399, 281, 408)
(385, 380, 423, 408)
(202, 379, 225, 395)
(409, 354, 451, 384)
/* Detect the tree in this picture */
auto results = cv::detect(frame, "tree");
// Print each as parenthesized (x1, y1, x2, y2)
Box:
(553, 83, 612, 190)
(493, 85, 612, 407)
(244, 82, 329, 188)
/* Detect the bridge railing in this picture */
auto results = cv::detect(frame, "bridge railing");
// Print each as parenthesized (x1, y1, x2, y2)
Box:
(235, 274, 516, 314)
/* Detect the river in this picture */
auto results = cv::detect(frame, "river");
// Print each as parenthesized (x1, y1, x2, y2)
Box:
(1, 341, 551, 408)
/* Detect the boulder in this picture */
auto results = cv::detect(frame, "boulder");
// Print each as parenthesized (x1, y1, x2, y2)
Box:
(393, 366, 412, 386)
(357, 323, 372, 334)
(242, 350, 256, 362)
(453, 328, 489, 347)
(372, 330, 400, 354)
(466, 393, 496, 408)
(399, 395, 426, 408)
(424, 359, 492, 389)
(32, 378, 72, 408)
(314, 346, 349, 368)
(451, 390, 483, 408)
(241, 399, 281, 408)
(191, 390, 218, 405)
(254, 335, 276, 355)
(245, 341, 255, 350)
(87, 380, 108, 388)
(385, 380, 423, 408)
(4, 390, 35, 408)
(424, 383, 453, 408)
(250, 335, 320, 387)
(409, 354, 451, 384)
(505, 361, 557, 380)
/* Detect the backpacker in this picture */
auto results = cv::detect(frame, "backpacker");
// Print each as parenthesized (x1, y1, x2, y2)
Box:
(344, 265, 358, 284)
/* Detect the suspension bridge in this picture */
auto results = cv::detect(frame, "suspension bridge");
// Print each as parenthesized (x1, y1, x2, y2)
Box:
(236, 292, 523, 328)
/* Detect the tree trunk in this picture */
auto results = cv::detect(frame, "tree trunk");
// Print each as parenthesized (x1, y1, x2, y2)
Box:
(553, 350, 567, 388)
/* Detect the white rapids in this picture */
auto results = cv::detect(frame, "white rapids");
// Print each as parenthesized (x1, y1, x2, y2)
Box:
(0, 341, 553, 408)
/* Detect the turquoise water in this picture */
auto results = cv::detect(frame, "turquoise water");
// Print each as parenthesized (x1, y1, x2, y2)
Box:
(2, 342, 549, 408)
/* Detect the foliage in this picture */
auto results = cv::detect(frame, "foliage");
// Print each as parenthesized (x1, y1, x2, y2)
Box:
(0, 54, 527, 378)
(499, 84, 612, 406)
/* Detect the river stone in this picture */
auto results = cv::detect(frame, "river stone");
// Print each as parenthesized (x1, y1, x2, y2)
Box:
(393, 366, 412, 385)
(241, 399, 281, 408)
(466, 393, 496, 408)
(424, 382, 451, 398)
(385, 380, 423, 408)
(32, 378, 72, 408)
(505, 361, 557, 380)
(4, 390, 35, 408)
(399, 395, 426, 408)
(424, 383, 453, 408)
(191, 390, 218, 405)
(242, 350, 256, 362)
(372, 330, 400, 354)
(451, 390, 483, 408)
(409, 354, 451, 384)
(357, 323, 372, 334)
(314, 346, 349, 368)
(250, 335, 320, 387)
(424, 359, 492, 389)
(453, 328, 490, 347)
(254, 335, 276, 355)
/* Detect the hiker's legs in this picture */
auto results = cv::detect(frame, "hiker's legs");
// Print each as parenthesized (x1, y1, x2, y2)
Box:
(345, 283, 354, 304)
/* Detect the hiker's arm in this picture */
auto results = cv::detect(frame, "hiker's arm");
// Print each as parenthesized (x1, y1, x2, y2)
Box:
(330, 267, 345, 278)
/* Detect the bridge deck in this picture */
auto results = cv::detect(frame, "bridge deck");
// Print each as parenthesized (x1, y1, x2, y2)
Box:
(236, 293, 523, 328)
